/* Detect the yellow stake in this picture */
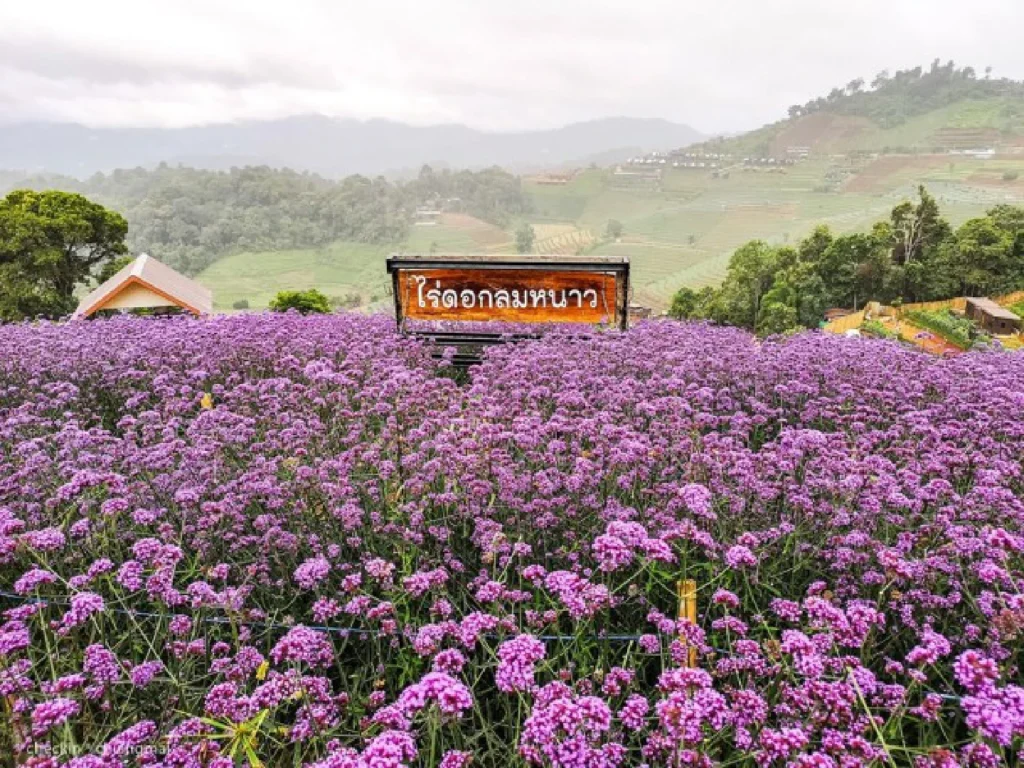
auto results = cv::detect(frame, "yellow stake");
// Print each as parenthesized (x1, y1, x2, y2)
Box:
(677, 579, 698, 668)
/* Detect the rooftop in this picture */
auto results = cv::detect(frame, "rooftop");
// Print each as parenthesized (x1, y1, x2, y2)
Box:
(74, 253, 213, 318)
(966, 297, 1021, 321)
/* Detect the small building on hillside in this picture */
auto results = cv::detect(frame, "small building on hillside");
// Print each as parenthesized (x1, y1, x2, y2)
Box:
(73, 253, 212, 319)
(965, 297, 1021, 335)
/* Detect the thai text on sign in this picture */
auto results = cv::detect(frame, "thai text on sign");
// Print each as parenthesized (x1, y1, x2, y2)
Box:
(387, 255, 630, 329)
(398, 269, 616, 323)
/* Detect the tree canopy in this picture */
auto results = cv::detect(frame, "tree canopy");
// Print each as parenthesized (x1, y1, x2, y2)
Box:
(268, 288, 332, 315)
(0, 189, 128, 321)
(515, 223, 536, 254)
(669, 188, 1024, 335)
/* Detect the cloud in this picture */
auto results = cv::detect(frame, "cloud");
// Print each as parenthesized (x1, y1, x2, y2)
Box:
(0, 0, 1022, 132)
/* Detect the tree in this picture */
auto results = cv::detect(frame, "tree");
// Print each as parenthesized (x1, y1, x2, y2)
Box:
(606, 219, 624, 240)
(949, 217, 1017, 296)
(269, 289, 331, 314)
(515, 223, 535, 254)
(668, 286, 716, 321)
(757, 300, 799, 336)
(889, 187, 949, 267)
(0, 189, 128, 321)
(668, 287, 699, 319)
(799, 226, 834, 263)
(817, 232, 889, 310)
(885, 186, 952, 300)
(720, 240, 779, 329)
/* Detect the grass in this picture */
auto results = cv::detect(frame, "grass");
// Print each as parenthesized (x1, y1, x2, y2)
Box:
(198, 242, 394, 311)
(401, 225, 479, 253)
(861, 319, 899, 339)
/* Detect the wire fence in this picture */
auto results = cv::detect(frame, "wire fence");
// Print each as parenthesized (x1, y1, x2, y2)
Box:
(0, 588, 967, 705)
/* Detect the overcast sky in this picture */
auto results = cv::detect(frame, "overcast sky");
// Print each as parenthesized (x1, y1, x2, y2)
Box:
(1, 0, 1022, 134)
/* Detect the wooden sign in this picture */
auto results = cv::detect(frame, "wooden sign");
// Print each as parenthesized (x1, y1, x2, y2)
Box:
(387, 254, 630, 330)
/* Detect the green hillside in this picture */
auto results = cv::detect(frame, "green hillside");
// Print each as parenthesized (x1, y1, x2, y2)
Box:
(145, 67, 1024, 311)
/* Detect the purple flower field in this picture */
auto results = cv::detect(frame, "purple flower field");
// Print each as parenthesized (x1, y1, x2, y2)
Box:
(1, 314, 1022, 767)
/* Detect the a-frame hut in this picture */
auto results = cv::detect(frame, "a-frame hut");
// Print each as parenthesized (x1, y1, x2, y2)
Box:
(73, 254, 212, 319)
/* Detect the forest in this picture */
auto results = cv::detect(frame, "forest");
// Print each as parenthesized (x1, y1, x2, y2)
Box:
(1, 164, 532, 275)
(669, 187, 1024, 335)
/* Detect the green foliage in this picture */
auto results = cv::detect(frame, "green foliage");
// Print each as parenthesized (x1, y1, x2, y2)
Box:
(860, 319, 898, 339)
(673, 189, 1024, 336)
(757, 300, 800, 336)
(231, 299, 250, 310)
(1003, 170, 1019, 182)
(606, 219, 624, 239)
(0, 189, 128, 321)
(946, 212, 1024, 296)
(515, 223, 536, 254)
(668, 287, 699, 319)
(906, 308, 985, 349)
(268, 289, 331, 315)
(6, 165, 531, 277)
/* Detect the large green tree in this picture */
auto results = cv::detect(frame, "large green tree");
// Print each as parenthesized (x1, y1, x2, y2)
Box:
(949, 217, 1019, 296)
(716, 240, 779, 329)
(884, 186, 951, 301)
(0, 189, 128, 321)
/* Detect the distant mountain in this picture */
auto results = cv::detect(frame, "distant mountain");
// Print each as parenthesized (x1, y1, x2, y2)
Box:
(0, 116, 704, 178)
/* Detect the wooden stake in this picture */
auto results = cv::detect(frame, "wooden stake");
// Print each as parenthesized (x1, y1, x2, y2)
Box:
(677, 579, 698, 668)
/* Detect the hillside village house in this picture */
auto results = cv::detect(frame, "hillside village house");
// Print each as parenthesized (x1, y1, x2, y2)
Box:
(73, 253, 213, 319)
(964, 297, 1021, 335)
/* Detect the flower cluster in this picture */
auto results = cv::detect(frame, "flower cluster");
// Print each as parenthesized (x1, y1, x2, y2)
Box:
(496, 634, 546, 693)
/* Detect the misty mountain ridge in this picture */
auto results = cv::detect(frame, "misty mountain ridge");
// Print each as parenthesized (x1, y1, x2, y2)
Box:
(0, 115, 705, 179)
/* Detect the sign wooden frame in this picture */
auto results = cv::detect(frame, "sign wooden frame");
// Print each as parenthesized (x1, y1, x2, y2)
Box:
(387, 254, 630, 365)
(388, 253, 629, 328)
